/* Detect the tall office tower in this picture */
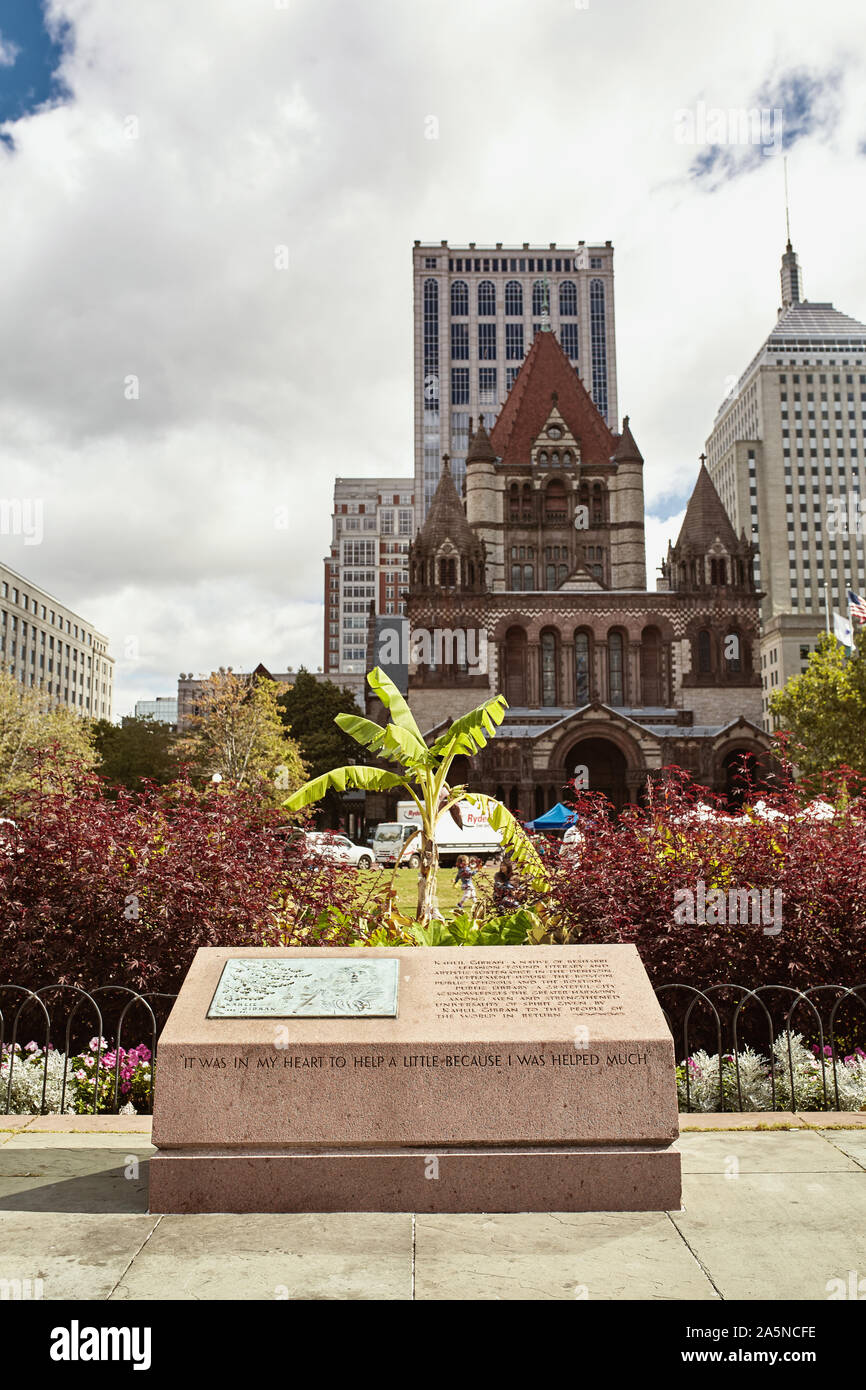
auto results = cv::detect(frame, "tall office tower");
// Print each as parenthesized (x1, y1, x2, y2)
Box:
(705, 242, 866, 726)
(413, 240, 618, 522)
(324, 477, 415, 677)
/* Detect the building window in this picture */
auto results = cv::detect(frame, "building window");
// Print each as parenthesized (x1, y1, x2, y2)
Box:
(697, 629, 712, 674)
(478, 323, 496, 360)
(575, 631, 590, 703)
(559, 281, 577, 316)
(561, 322, 579, 360)
(451, 323, 469, 359)
(477, 280, 496, 316)
(398, 509, 413, 535)
(479, 367, 497, 404)
(506, 322, 524, 361)
(450, 280, 468, 316)
(541, 631, 558, 707)
(523, 563, 534, 589)
(451, 367, 469, 405)
(380, 509, 394, 534)
(505, 280, 523, 315)
(590, 278, 608, 419)
(608, 631, 624, 705)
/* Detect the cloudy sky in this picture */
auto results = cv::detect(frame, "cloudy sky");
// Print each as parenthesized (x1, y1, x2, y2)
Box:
(0, 0, 864, 716)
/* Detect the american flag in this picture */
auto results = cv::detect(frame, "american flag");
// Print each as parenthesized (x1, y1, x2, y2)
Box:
(848, 589, 866, 627)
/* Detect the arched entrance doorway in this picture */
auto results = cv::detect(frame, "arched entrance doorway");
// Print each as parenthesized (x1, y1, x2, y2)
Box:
(566, 737, 630, 811)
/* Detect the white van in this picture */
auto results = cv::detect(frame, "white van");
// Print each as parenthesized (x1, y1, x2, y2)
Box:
(373, 800, 502, 867)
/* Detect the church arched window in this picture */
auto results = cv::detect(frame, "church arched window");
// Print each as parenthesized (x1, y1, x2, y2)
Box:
(574, 629, 591, 704)
(697, 629, 712, 674)
(608, 630, 625, 706)
(541, 630, 559, 707)
(545, 479, 567, 522)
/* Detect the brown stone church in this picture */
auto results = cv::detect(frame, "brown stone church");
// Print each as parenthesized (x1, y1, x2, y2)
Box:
(402, 329, 773, 814)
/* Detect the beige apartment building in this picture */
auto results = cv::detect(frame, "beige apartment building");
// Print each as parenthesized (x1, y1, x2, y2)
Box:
(413, 240, 617, 523)
(705, 242, 866, 726)
(0, 560, 114, 718)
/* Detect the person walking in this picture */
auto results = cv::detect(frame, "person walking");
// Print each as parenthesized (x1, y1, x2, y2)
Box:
(455, 854, 478, 915)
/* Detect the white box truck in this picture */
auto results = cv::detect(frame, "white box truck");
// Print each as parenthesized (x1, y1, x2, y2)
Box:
(372, 799, 502, 868)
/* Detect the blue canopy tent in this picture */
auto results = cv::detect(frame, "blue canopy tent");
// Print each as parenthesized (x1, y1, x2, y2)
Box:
(525, 802, 578, 832)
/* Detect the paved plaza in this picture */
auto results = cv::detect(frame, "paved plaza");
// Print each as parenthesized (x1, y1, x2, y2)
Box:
(2, 1113, 865, 1301)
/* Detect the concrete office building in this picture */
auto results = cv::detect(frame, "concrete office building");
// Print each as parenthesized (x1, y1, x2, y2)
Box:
(413, 240, 618, 522)
(705, 242, 866, 724)
(0, 560, 113, 718)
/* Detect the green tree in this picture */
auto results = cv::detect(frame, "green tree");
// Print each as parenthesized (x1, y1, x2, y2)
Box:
(769, 629, 866, 777)
(278, 669, 361, 824)
(93, 715, 179, 791)
(177, 670, 307, 803)
(0, 670, 96, 807)
(285, 667, 547, 923)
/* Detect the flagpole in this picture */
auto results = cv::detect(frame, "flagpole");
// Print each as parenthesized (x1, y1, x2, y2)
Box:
(824, 584, 830, 635)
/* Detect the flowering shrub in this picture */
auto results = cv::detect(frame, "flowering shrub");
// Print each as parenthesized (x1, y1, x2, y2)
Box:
(1, 1038, 155, 1114)
(544, 768, 866, 993)
(0, 759, 365, 996)
(677, 1033, 866, 1112)
(1, 1042, 73, 1113)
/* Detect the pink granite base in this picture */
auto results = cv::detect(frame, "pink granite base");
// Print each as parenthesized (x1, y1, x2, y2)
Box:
(149, 1143, 682, 1214)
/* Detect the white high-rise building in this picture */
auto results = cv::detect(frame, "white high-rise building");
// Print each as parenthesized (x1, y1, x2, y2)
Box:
(324, 477, 414, 677)
(0, 560, 114, 718)
(413, 240, 618, 521)
(705, 242, 866, 726)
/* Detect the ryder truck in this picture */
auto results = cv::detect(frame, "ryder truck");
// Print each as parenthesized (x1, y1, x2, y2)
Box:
(372, 800, 502, 868)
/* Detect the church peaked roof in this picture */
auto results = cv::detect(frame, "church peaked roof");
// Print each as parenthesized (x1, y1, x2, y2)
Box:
(466, 419, 497, 465)
(415, 456, 479, 553)
(675, 463, 739, 552)
(489, 331, 617, 467)
(613, 415, 643, 464)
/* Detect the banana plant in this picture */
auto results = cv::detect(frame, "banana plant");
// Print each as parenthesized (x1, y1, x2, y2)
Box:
(283, 666, 549, 924)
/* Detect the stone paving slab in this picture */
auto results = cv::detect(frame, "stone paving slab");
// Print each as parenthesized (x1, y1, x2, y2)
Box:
(413, 1211, 717, 1300)
(679, 1112, 803, 1130)
(798, 1111, 866, 1128)
(25, 1115, 154, 1134)
(670, 1171, 866, 1301)
(677, 1130, 861, 1174)
(0, 1213, 160, 1300)
(109, 1213, 412, 1301)
(820, 1130, 866, 1169)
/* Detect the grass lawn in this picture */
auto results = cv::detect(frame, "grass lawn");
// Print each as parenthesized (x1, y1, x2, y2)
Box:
(355, 864, 499, 916)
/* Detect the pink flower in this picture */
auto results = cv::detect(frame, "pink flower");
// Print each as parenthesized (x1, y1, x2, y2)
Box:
(25, 1041, 38, 1053)
(74, 1069, 87, 1080)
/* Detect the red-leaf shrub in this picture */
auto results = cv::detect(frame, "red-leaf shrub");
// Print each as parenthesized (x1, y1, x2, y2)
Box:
(0, 761, 364, 995)
(544, 767, 866, 994)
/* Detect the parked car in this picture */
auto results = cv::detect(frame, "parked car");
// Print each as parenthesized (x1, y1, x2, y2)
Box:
(304, 831, 374, 870)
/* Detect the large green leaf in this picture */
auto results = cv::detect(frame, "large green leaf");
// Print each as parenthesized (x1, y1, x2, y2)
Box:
(461, 791, 549, 889)
(335, 714, 432, 769)
(283, 765, 407, 810)
(366, 667, 423, 740)
(430, 694, 508, 757)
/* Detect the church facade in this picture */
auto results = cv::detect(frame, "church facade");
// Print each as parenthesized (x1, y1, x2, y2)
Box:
(402, 329, 774, 814)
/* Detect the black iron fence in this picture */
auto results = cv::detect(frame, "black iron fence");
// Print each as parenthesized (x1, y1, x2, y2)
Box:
(2, 980, 865, 1116)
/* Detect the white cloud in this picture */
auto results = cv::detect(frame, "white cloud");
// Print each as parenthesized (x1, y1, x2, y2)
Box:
(0, 0, 864, 714)
(0, 34, 20, 67)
